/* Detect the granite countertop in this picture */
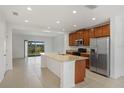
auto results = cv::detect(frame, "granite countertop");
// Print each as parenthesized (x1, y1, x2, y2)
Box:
(41, 53, 88, 62)
(66, 50, 77, 52)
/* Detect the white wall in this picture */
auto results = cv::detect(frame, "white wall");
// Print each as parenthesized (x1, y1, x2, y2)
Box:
(52, 33, 77, 54)
(53, 35, 65, 53)
(6, 27, 13, 71)
(0, 14, 7, 82)
(12, 33, 54, 59)
(110, 16, 124, 78)
(13, 32, 70, 59)
(52, 33, 91, 53)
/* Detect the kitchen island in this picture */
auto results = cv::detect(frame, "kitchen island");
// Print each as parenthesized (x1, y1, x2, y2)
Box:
(41, 53, 88, 88)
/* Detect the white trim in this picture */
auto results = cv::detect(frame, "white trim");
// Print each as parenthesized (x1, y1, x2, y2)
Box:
(0, 74, 4, 83)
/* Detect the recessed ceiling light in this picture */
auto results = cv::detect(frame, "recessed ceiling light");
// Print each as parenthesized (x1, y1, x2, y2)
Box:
(92, 17, 96, 21)
(43, 30, 51, 33)
(27, 6, 32, 11)
(73, 10, 77, 14)
(12, 11, 19, 16)
(48, 27, 51, 29)
(56, 21, 60, 24)
(73, 25, 77, 27)
(24, 20, 29, 23)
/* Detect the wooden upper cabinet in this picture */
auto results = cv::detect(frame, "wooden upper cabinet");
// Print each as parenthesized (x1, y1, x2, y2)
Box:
(69, 33, 73, 46)
(69, 24, 110, 46)
(93, 24, 110, 38)
(94, 26, 103, 37)
(76, 30, 83, 39)
(72, 33, 76, 45)
(75, 32, 79, 40)
(86, 30, 90, 46)
(83, 30, 90, 46)
(102, 24, 110, 36)
(89, 29, 95, 38)
(69, 33, 75, 46)
(69, 32, 78, 46)
(80, 30, 84, 40)
(76, 31, 80, 39)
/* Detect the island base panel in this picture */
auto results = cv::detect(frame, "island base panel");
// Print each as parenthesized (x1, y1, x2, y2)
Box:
(75, 60, 86, 84)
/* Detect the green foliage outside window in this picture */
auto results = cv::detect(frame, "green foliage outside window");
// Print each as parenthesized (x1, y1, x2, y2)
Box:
(28, 41, 44, 57)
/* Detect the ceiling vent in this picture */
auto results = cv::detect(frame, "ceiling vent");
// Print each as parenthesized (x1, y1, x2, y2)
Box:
(12, 11, 19, 16)
(85, 5, 98, 10)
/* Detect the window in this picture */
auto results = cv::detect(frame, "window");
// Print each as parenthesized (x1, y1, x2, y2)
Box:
(27, 41, 45, 57)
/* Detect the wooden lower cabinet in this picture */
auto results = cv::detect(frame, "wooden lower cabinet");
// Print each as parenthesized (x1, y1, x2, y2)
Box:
(81, 53, 90, 69)
(75, 60, 86, 84)
(66, 51, 73, 55)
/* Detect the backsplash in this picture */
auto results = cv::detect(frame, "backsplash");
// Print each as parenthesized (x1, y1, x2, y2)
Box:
(68, 46, 90, 52)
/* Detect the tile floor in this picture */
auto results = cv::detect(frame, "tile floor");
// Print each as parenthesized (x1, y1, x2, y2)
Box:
(0, 57, 124, 88)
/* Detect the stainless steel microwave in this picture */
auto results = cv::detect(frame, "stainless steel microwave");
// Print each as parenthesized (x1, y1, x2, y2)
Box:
(75, 39, 83, 46)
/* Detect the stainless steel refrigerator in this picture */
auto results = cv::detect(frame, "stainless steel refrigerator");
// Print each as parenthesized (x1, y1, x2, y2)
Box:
(90, 37, 110, 77)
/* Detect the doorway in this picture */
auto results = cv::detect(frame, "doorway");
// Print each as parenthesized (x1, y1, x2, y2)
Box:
(24, 40, 45, 57)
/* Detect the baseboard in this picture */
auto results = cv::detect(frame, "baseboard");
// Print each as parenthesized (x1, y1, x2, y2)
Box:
(110, 72, 124, 79)
(0, 67, 12, 83)
(6, 64, 13, 71)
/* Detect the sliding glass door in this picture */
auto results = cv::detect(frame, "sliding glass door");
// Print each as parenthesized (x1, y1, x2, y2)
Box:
(27, 41, 44, 57)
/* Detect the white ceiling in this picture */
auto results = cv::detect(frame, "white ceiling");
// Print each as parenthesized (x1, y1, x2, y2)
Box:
(0, 5, 124, 36)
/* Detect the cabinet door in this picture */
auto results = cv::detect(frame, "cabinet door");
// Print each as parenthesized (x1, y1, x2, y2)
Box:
(75, 60, 86, 84)
(69, 33, 71, 46)
(94, 26, 103, 37)
(76, 31, 82, 39)
(80, 30, 84, 40)
(102, 24, 110, 36)
(81, 54, 90, 69)
(74, 32, 78, 41)
(71, 33, 75, 45)
(73, 32, 78, 46)
(82, 31, 86, 45)
(69, 33, 73, 46)
(69, 32, 80, 46)
(86, 30, 90, 46)
(83, 30, 89, 46)
(89, 29, 95, 38)
(79, 31, 83, 39)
